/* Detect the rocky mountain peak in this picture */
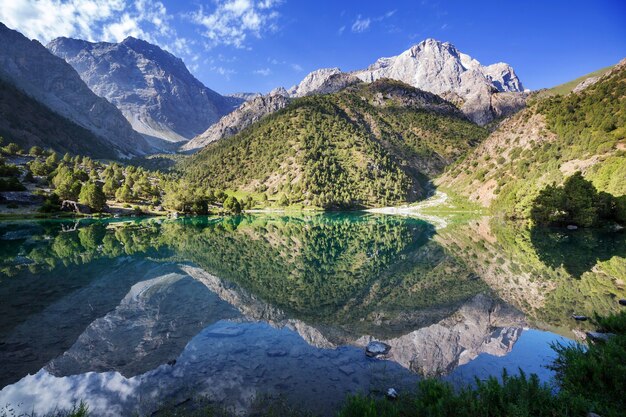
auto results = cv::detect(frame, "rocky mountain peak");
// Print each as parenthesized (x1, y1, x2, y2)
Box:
(0, 23, 150, 157)
(288, 67, 343, 97)
(48, 36, 242, 145)
(352, 39, 526, 124)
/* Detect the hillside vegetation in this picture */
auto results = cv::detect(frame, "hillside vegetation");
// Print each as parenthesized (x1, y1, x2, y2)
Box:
(181, 80, 487, 209)
(438, 60, 625, 218)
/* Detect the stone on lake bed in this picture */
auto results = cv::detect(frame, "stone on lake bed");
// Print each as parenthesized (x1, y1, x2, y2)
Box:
(365, 341, 391, 357)
(619, 299, 626, 306)
(571, 315, 588, 321)
(566, 225, 578, 230)
(586, 331, 616, 343)
(266, 348, 288, 357)
(204, 326, 245, 338)
(386, 388, 399, 400)
(338, 365, 355, 376)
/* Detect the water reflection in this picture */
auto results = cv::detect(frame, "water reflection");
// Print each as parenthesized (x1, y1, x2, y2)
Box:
(0, 214, 624, 416)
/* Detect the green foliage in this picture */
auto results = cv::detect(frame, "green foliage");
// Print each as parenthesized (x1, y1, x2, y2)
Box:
(78, 181, 107, 212)
(0, 177, 25, 191)
(38, 193, 61, 213)
(443, 65, 626, 219)
(549, 311, 626, 417)
(339, 370, 587, 417)
(531, 172, 624, 227)
(115, 184, 133, 203)
(223, 196, 242, 213)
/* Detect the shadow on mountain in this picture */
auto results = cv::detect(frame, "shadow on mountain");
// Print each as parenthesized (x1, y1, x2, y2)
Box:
(530, 227, 626, 278)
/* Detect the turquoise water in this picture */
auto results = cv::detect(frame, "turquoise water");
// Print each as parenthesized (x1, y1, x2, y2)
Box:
(0, 214, 623, 416)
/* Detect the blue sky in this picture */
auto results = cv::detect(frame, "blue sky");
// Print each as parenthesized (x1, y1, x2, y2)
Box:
(1, 0, 625, 94)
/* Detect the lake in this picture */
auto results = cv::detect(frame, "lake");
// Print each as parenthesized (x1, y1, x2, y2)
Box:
(0, 214, 624, 416)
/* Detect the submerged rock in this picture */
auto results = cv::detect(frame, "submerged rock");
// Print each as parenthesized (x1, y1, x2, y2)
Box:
(572, 315, 588, 321)
(365, 341, 391, 357)
(619, 299, 626, 306)
(586, 332, 615, 343)
(566, 225, 579, 230)
(386, 388, 399, 400)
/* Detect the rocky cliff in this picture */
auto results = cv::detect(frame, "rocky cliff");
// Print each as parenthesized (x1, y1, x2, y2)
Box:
(182, 89, 291, 151)
(0, 23, 150, 157)
(48, 36, 242, 144)
(352, 38, 526, 124)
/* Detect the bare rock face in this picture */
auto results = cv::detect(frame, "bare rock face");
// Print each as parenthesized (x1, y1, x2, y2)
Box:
(352, 39, 526, 125)
(288, 68, 361, 97)
(182, 90, 291, 151)
(357, 294, 526, 376)
(47, 36, 243, 143)
(0, 23, 150, 157)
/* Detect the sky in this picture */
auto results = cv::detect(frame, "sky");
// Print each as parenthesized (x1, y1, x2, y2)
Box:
(0, 0, 624, 95)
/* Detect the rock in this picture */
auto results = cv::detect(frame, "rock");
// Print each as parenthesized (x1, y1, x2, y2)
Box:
(204, 326, 244, 338)
(0, 23, 149, 157)
(48, 36, 241, 144)
(365, 341, 391, 357)
(573, 76, 601, 93)
(619, 299, 626, 306)
(386, 388, 399, 400)
(182, 92, 290, 151)
(167, 359, 176, 366)
(586, 332, 616, 343)
(338, 365, 355, 376)
(266, 348, 288, 357)
(288, 68, 361, 97)
(567, 225, 579, 230)
(351, 38, 525, 125)
(60, 200, 91, 214)
(572, 315, 588, 321)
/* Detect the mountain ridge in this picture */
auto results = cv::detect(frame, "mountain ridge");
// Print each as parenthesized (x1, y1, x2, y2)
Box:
(47, 36, 243, 144)
(0, 22, 151, 158)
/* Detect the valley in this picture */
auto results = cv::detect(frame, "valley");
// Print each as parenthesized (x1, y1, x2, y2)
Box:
(0, 5, 624, 416)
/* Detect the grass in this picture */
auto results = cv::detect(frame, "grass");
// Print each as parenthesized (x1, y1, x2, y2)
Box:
(535, 65, 614, 98)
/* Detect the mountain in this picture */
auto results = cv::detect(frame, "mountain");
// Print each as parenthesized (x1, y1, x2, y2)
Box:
(182, 79, 487, 208)
(288, 67, 361, 97)
(0, 22, 150, 158)
(352, 38, 527, 125)
(0, 78, 116, 158)
(47, 36, 243, 145)
(182, 69, 361, 152)
(437, 59, 626, 218)
(182, 89, 291, 151)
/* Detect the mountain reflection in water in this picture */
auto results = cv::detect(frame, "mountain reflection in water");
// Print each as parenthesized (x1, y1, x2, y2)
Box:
(0, 214, 623, 416)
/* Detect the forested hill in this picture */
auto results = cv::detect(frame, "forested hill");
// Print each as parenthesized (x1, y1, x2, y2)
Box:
(438, 59, 626, 218)
(181, 79, 487, 209)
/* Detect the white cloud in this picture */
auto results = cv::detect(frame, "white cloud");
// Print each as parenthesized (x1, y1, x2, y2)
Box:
(0, 0, 181, 44)
(0, 0, 202, 74)
(338, 25, 346, 35)
(351, 15, 370, 33)
(253, 68, 272, 76)
(291, 63, 303, 72)
(190, 0, 282, 48)
(350, 9, 397, 34)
